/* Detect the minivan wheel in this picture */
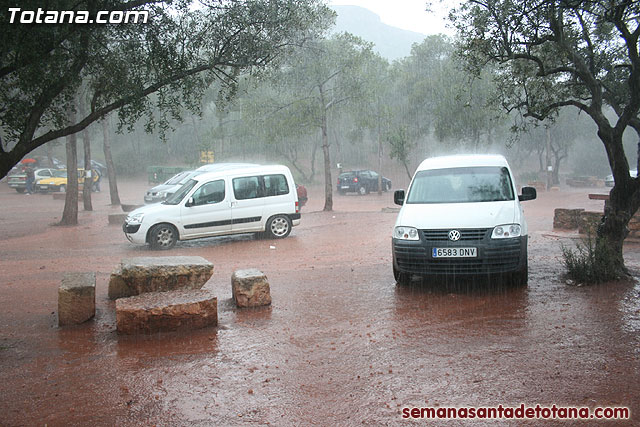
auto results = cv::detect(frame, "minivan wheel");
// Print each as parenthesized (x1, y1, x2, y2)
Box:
(358, 186, 368, 195)
(393, 265, 410, 286)
(266, 215, 292, 239)
(149, 223, 178, 250)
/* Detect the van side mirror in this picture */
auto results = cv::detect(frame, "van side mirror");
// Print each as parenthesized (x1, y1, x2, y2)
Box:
(394, 190, 405, 206)
(519, 186, 537, 201)
(185, 197, 194, 207)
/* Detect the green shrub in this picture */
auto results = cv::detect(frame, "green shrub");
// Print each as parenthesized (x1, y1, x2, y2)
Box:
(561, 234, 620, 284)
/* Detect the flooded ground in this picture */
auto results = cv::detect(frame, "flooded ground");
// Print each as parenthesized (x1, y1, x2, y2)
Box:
(0, 179, 638, 425)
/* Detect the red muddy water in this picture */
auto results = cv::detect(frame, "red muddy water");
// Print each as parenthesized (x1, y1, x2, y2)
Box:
(0, 179, 638, 425)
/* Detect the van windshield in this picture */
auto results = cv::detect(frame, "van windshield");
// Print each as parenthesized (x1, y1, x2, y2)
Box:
(406, 166, 514, 204)
(163, 179, 197, 205)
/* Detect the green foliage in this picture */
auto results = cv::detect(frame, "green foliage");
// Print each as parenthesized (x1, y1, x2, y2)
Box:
(561, 235, 620, 284)
(0, 0, 333, 177)
(391, 35, 509, 151)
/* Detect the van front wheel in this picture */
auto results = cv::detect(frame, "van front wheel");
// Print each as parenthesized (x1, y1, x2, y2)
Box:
(149, 223, 178, 250)
(266, 215, 292, 239)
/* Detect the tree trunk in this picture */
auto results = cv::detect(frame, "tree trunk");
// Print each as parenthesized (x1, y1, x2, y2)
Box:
(82, 126, 93, 211)
(552, 154, 564, 186)
(60, 109, 79, 225)
(310, 140, 318, 183)
(597, 129, 640, 277)
(80, 100, 92, 211)
(318, 84, 333, 212)
(545, 127, 552, 190)
(321, 110, 332, 212)
(403, 160, 412, 180)
(102, 117, 121, 206)
(377, 120, 383, 195)
(599, 186, 633, 275)
(46, 142, 55, 167)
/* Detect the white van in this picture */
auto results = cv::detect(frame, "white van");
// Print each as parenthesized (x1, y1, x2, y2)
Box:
(392, 155, 536, 285)
(123, 164, 301, 249)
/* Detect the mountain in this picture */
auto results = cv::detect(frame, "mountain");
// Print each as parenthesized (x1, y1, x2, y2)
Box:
(329, 5, 427, 61)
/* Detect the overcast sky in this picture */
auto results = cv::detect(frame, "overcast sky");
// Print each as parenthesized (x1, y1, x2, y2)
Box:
(328, 0, 459, 35)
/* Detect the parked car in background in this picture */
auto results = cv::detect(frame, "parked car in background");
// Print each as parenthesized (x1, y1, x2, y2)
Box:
(296, 184, 308, 208)
(78, 160, 107, 176)
(144, 164, 259, 204)
(145, 170, 199, 204)
(35, 169, 98, 193)
(8, 168, 60, 193)
(337, 170, 392, 195)
(605, 169, 637, 187)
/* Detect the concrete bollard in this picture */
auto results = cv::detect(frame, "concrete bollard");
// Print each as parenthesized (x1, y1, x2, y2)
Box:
(231, 268, 272, 308)
(58, 272, 96, 326)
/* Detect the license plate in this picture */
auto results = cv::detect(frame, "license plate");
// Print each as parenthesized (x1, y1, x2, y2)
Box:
(432, 247, 477, 258)
(340, 185, 349, 189)
(40, 185, 48, 189)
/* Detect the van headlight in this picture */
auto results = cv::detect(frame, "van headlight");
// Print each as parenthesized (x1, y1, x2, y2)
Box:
(127, 213, 144, 224)
(491, 224, 521, 239)
(394, 226, 419, 241)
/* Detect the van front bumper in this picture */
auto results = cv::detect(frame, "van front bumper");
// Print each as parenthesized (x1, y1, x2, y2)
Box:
(123, 222, 148, 245)
(392, 234, 527, 276)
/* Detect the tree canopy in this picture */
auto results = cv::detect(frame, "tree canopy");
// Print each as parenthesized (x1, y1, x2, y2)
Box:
(0, 0, 332, 177)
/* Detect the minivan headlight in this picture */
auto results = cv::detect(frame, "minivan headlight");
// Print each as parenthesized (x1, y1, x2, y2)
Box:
(491, 224, 521, 239)
(127, 213, 144, 224)
(394, 226, 419, 241)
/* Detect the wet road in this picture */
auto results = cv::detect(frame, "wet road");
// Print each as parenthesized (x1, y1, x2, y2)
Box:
(0, 181, 638, 425)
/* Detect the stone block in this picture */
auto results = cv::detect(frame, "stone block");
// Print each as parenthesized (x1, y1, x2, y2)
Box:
(578, 211, 602, 235)
(58, 272, 95, 326)
(553, 208, 584, 230)
(108, 213, 128, 225)
(108, 256, 213, 299)
(232, 268, 272, 308)
(116, 290, 217, 334)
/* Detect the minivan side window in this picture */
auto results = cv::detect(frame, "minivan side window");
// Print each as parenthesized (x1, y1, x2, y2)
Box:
(233, 176, 260, 200)
(263, 174, 289, 197)
(233, 174, 290, 200)
(192, 180, 225, 206)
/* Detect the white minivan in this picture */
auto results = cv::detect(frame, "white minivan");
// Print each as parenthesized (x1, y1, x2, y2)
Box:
(392, 155, 536, 285)
(124, 164, 301, 249)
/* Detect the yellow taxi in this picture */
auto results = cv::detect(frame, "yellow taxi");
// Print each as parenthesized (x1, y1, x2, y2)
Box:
(35, 169, 98, 193)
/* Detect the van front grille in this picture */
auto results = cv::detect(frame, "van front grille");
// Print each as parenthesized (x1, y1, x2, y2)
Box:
(422, 228, 489, 242)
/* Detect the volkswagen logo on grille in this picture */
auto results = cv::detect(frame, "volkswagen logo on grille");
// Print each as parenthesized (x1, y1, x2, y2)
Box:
(448, 230, 461, 241)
